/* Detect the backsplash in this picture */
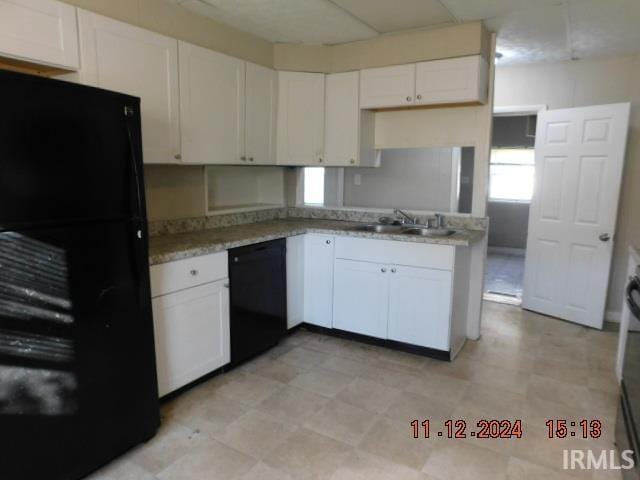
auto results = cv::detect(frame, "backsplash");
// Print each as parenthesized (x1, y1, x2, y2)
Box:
(148, 206, 488, 236)
(148, 208, 286, 236)
(286, 207, 489, 231)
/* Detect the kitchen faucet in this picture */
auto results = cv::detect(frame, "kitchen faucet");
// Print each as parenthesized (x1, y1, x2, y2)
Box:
(393, 208, 417, 225)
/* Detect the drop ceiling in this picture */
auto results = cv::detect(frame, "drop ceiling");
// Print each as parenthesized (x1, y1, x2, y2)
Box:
(173, 0, 640, 65)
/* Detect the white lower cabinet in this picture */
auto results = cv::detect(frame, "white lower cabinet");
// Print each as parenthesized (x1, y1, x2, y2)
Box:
(152, 280, 229, 397)
(387, 265, 452, 351)
(333, 259, 389, 339)
(303, 234, 335, 328)
(331, 236, 459, 353)
(149, 251, 230, 397)
(286, 235, 305, 329)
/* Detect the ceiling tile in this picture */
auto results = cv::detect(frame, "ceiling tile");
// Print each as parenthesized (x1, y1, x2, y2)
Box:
(439, 0, 562, 22)
(330, 0, 455, 33)
(487, 3, 570, 65)
(568, 0, 640, 59)
(178, 0, 377, 44)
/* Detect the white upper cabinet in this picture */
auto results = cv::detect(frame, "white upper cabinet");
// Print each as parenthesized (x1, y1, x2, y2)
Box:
(0, 0, 79, 70)
(77, 10, 180, 164)
(415, 55, 488, 106)
(179, 41, 245, 165)
(277, 71, 325, 166)
(359, 64, 416, 109)
(360, 56, 488, 109)
(324, 71, 378, 167)
(245, 62, 277, 165)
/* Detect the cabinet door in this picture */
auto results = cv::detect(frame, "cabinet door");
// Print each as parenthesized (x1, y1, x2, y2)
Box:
(78, 10, 180, 164)
(246, 62, 277, 165)
(360, 64, 416, 109)
(415, 56, 488, 106)
(277, 72, 325, 166)
(0, 0, 79, 69)
(333, 259, 389, 338)
(286, 235, 305, 329)
(303, 234, 335, 328)
(179, 42, 245, 165)
(387, 265, 452, 351)
(152, 280, 230, 396)
(325, 71, 360, 166)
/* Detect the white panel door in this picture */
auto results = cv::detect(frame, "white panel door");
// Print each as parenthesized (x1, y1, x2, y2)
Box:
(277, 72, 325, 165)
(179, 41, 245, 164)
(523, 103, 630, 328)
(359, 64, 416, 109)
(152, 280, 230, 397)
(78, 10, 180, 164)
(387, 265, 452, 351)
(303, 234, 334, 328)
(333, 259, 389, 338)
(325, 71, 360, 166)
(415, 56, 488, 106)
(245, 62, 277, 165)
(0, 0, 79, 69)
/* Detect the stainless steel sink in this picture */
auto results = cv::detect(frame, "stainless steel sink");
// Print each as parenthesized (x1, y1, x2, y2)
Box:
(356, 224, 405, 233)
(402, 227, 457, 237)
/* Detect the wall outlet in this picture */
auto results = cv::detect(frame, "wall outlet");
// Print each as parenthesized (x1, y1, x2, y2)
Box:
(354, 174, 362, 186)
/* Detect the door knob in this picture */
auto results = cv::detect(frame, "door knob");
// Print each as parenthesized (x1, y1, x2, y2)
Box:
(391, 268, 397, 273)
(190, 269, 198, 276)
(381, 268, 387, 273)
(325, 240, 331, 245)
(417, 94, 423, 100)
(406, 96, 412, 102)
(174, 153, 182, 160)
(599, 233, 611, 242)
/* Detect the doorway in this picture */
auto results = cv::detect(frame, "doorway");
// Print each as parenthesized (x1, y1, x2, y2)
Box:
(484, 114, 537, 305)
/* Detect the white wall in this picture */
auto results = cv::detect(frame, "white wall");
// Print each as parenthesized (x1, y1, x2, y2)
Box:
(343, 148, 456, 212)
(495, 54, 640, 316)
(206, 166, 285, 211)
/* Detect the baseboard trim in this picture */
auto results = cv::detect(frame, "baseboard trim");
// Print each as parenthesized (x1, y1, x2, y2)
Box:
(606, 310, 622, 323)
(301, 323, 451, 361)
(487, 246, 526, 256)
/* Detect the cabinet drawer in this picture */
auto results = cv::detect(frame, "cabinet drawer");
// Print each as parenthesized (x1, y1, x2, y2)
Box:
(150, 251, 228, 297)
(335, 236, 454, 271)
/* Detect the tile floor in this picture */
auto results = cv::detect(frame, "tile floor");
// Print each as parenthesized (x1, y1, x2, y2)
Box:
(88, 302, 622, 480)
(485, 250, 525, 300)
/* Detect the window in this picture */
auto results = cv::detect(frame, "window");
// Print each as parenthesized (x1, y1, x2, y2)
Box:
(303, 167, 325, 205)
(489, 148, 535, 202)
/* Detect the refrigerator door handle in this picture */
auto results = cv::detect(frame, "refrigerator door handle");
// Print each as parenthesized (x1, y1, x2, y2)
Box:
(125, 118, 144, 220)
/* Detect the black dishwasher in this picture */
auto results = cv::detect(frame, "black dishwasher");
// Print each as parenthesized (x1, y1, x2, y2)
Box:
(228, 239, 287, 366)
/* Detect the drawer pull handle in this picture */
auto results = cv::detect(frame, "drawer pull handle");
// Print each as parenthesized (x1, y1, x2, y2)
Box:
(190, 269, 198, 276)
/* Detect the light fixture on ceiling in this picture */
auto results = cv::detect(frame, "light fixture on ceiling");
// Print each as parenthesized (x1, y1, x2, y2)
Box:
(495, 51, 504, 62)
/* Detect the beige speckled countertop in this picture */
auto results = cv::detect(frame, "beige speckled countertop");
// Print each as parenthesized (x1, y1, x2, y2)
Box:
(149, 218, 485, 265)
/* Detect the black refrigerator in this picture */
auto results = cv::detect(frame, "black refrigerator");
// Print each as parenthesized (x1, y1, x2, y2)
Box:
(0, 70, 160, 479)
